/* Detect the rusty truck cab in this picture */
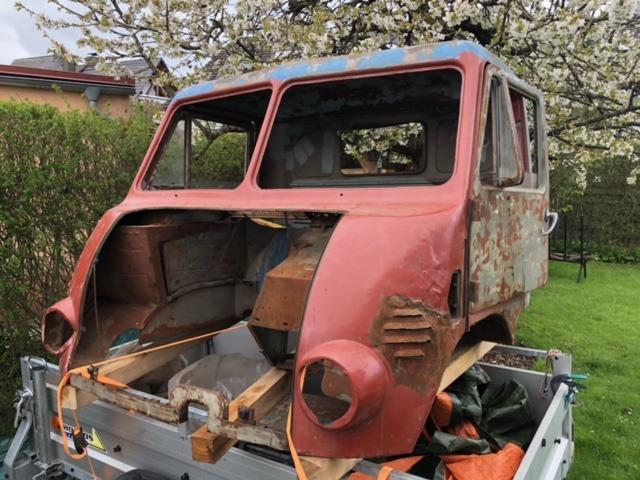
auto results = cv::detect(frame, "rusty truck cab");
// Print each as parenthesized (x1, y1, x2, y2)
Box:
(43, 41, 552, 458)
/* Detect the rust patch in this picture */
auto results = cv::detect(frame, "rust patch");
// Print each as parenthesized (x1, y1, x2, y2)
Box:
(469, 188, 547, 313)
(371, 296, 453, 393)
(250, 228, 331, 332)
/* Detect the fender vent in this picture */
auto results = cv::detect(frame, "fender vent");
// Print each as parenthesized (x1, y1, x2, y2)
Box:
(382, 307, 433, 359)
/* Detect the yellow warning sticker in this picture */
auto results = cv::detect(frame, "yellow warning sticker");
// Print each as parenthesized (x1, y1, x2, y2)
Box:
(63, 423, 107, 453)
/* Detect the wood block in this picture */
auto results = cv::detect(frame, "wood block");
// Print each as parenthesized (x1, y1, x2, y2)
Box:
(99, 341, 196, 384)
(191, 424, 236, 464)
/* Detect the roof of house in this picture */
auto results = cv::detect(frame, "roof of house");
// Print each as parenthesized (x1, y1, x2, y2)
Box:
(80, 58, 164, 77)
(12, 54, 74, 71)
(80, 58, 170, 97)
(172, 40, 516, 104)
(0, 64, 135, 93)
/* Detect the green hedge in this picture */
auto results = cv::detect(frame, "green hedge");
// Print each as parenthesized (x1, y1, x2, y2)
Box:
(0, 101, 156, 434)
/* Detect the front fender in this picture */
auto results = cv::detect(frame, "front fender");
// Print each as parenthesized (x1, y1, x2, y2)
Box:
(292, 209, 467, 457)
(43, 208, 125, 373)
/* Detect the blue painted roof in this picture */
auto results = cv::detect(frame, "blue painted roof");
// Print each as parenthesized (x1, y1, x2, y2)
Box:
(173, 41, 514, 103)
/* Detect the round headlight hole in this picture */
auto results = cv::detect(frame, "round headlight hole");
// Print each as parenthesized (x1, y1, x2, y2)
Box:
(302, 359, 352, 426)
(43, 311, 73, 352)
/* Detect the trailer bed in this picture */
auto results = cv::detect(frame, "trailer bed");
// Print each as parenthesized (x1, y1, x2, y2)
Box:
(5, 345, 574, 480)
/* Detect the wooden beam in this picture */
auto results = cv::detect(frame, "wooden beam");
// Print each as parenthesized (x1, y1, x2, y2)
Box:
(98, 341, 197, 384)
(438, 341, 496, 393)
(91, 323, 247, 386)
(60, 385, 97, 410)
(228, 368, 290, 423)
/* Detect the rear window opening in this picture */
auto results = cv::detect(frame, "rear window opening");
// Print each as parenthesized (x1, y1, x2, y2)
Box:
(259, 69, 462, 188)
(339, 122, 426, 176)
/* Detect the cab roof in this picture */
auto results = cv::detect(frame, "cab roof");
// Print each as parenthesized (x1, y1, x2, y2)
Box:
(173, 40, 515, 103)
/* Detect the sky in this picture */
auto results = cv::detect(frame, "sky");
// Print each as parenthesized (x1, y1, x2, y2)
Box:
(0, 1, 81, 65)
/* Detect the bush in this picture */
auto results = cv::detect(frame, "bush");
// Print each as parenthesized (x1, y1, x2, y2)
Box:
(0, 101, 155, 434)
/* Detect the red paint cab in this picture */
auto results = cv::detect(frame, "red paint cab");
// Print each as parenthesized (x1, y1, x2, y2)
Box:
(43, 41, 553, 457)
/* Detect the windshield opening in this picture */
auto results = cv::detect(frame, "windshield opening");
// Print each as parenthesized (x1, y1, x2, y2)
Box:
(145, 89, 271, 190)
(259, 69, 461, 188)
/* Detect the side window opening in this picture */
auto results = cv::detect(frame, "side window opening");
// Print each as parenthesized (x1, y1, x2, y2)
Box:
(153, 119, 187, 188)
(480, 76, 525, 188)
(145, 89, 270, 190)
(479, 89, 495, 185)
(510, 91, 539, 188)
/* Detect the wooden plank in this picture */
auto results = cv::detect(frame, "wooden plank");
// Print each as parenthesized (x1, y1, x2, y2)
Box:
(299, 456, 360, 480)
(64, 341, 193, 410)
(437, 340, 496, 393)
(99, 341, 196, 384)
(228, 368, 290, 423)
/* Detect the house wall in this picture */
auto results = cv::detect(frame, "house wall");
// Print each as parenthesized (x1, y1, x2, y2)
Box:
(0, 85, 132, 118)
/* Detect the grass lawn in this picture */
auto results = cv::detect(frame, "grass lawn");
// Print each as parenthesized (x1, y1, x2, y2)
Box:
(518, 261, 640, 479)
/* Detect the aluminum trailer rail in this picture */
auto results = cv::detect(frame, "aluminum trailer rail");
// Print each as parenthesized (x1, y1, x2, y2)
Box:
(4, 345, 575, 480)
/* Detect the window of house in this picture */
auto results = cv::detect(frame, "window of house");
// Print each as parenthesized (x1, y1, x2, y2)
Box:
(145, 90, 270, 189)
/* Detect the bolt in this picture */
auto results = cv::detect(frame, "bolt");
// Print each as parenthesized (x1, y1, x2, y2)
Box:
(113, 445, 122, 453)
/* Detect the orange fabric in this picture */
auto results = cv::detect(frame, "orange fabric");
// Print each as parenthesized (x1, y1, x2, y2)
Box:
(431, 392, 453, 427)
(447, 419, 480, 440)
(348, 456, 423, 480)
(441, 443, 525, 480)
